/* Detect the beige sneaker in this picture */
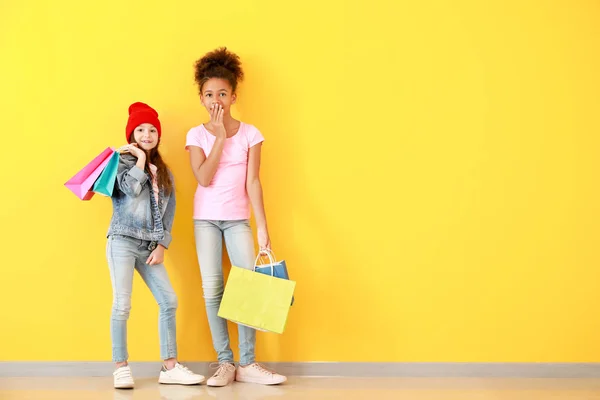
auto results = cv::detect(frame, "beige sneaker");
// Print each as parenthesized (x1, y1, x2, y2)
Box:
(207, 363, 236, 387)
(235, 363, 287, 385)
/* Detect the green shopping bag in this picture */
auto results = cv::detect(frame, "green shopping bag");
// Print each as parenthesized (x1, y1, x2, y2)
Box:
(92, 150, 119, 196)
(218, 266, 296, 334)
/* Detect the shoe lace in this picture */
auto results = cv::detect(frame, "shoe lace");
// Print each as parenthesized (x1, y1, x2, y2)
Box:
(175, 363, 194, 375)
(212, 363, 236, 378)
(252, 363, 275, 376)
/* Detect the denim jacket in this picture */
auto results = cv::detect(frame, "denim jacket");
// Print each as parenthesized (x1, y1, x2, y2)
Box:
(107, 154, 176, 248)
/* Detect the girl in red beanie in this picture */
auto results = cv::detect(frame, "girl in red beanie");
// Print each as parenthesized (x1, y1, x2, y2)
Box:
(185, 48, 286, 387)
(107, 102, 204, 389)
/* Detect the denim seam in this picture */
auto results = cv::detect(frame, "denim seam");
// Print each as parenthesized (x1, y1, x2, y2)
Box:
(143, 260, 177, 361)
(108, 239, 128, 363)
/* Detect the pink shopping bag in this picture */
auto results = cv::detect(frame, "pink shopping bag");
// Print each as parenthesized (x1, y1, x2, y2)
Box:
(64, 147, 114, 200)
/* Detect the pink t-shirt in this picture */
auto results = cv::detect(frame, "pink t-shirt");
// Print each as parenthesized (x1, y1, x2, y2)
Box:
(149, 164, 159, 205)
(185, 122, 264, 220)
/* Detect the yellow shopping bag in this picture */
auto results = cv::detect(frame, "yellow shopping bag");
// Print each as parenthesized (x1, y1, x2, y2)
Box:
(218, 266, 296, 334)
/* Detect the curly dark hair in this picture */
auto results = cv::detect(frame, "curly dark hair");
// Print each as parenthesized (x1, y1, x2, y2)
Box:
(194, 47, 244, 94)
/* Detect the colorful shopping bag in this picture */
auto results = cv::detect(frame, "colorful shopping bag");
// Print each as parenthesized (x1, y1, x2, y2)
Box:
(218, 266, 295, 334)
(64, 147, 114, 200)
(92, 150, 119, 197)
(254, 250, 295, 306)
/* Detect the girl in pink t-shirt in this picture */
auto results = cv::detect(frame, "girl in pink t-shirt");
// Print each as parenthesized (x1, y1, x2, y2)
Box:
(185, 47, 286, 387)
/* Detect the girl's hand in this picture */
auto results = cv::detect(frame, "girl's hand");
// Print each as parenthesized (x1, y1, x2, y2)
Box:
(258, 228, 271, 253)
(146, 245, 165, 266)
(209, 104, 226, 140)
(120, 143, 146, 162)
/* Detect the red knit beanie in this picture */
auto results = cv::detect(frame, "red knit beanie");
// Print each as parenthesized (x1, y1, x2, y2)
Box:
(125, 102, 162, 142)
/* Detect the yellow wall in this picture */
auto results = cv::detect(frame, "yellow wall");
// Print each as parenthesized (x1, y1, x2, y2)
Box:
(1, 0, 600, 362)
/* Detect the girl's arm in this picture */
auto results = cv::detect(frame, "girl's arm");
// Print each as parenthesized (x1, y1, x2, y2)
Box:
(147, 173, 175, 266)
(246, 143, 270, 250)
(188, 105, 227, 187)
(158, 173, 176, 249)
(188, 140, 225, 187)
(116, 154, 148, 198)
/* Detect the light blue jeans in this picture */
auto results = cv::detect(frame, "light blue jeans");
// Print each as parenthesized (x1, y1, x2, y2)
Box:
(194, 219, 256, 366)
(106, 235, 178, 362)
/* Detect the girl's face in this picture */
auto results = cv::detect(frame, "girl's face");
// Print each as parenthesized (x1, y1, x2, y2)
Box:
(132, 123, 159, 151)
(201, 78, 236, 115)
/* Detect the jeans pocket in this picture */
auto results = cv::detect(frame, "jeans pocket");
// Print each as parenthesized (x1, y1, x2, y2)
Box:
(111, 234, 142, 248)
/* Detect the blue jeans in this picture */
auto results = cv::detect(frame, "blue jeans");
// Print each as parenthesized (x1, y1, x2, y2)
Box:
(194, 220, 256, 366)
(107, 235, 178, 362)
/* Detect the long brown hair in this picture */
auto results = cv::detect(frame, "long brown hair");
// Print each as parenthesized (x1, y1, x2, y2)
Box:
(128, 136, 173, 196)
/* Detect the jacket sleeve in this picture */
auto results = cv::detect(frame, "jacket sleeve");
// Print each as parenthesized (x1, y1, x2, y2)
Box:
(158, 173, 176, 249)
(115, 155, 148, 198)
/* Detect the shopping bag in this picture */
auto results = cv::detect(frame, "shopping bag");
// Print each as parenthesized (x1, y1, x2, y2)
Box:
(64, 147, 114, 200)
(254, 250, 295, 306)
(218, 266, 295, 334)
(92, 150, 119, 197)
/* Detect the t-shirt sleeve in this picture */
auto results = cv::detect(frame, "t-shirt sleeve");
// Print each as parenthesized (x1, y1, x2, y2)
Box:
(247, 125, 265, 148)
(185, 127, 205, 152)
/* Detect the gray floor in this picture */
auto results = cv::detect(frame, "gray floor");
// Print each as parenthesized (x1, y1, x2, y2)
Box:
(3, 377, 600, 400)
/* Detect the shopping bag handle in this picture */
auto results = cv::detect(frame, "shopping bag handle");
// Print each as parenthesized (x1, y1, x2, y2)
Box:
(254, 249, 277, 274)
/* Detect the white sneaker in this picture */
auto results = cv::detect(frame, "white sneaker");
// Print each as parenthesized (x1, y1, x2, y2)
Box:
(207, 363, 236, 387)
(159, 363, 205, 385)
(235, 363, 287, 385)
(113, 365, 135, 389)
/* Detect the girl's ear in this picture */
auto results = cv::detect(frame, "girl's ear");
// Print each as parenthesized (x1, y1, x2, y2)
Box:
(232, 93, 237, 105)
